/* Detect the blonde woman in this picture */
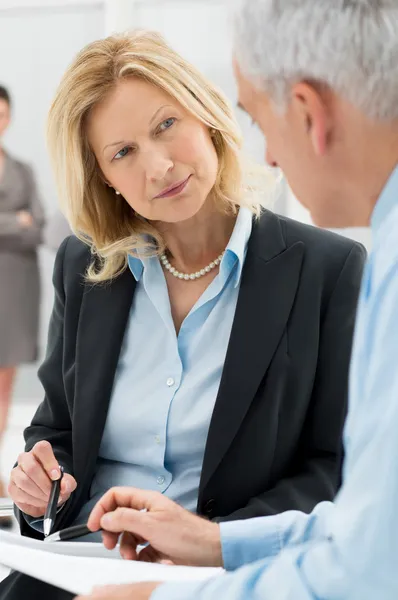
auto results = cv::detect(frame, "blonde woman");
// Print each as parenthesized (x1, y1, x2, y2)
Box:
(2, 31, 364, 600)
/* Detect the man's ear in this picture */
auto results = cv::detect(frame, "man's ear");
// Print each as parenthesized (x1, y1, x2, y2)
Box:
(291, 82, 332, 156)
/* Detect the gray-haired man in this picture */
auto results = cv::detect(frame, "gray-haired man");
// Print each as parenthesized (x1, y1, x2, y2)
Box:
(78, 2, 398, 599)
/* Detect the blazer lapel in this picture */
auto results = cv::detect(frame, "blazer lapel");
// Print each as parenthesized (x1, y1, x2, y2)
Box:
(73, 268, 136, 485)
(200, 211, 304, 493)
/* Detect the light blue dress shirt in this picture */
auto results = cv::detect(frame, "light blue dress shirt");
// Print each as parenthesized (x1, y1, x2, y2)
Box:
(71, 208, 252, 535)
(153, 166, 398, 600)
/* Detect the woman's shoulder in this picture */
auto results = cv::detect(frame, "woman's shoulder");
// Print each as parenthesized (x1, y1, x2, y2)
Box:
(253, 210, 366, 291)
(62, 234, 91, 263)
(57, 235, 92, 286)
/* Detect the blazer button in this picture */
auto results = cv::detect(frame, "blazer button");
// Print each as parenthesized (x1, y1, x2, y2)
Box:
(203, 499, 216, 517)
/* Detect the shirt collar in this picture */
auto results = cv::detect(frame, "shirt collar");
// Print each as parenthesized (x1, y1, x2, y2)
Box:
(371, 164, 398, 237)
(127, 206, 253, 285)
(128, 253, 144, 282)
(221, 206, 253, 288)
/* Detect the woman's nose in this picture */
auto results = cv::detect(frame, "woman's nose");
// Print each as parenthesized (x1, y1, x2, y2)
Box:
(144, 151, 174, 182)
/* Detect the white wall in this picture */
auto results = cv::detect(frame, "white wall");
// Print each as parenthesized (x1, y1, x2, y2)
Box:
(286, 188, 372, 249)
(0, 3, 104, 211)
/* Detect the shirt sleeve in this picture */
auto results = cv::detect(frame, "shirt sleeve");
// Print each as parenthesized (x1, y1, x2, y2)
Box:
(220, 501, 333, 570)
(151, 265, 398, 600)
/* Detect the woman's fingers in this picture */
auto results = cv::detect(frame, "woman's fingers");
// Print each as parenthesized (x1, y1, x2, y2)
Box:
(10, 442, 78, 517)
(8, 480, 48, 511)
(31, 440, 61, 481)
(60, 474, 77, 500)
(16, 452, 52, 497)
(10, 466, 48, 502)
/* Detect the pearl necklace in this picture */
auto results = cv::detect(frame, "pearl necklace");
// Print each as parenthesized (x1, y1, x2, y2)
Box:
(160, 250, 225, 280)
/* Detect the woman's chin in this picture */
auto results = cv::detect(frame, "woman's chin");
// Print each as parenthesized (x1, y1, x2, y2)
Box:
(153, 198, 206, 225)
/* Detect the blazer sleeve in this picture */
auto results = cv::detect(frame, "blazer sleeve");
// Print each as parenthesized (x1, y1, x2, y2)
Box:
(216, 242, 366, 522)
(16, 237, 74, 538)
(0, 163, 45, 252)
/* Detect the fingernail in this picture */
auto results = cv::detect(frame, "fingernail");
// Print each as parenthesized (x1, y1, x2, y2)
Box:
(51, 469, 60, 480)
(102, 515, 111, 527)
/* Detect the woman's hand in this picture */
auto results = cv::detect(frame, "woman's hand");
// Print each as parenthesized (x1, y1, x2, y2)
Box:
(76, 582, 161, 600)
(8, 440, 77, 518)
(17, 210, 33, 228)
(87, 487, 222, 568)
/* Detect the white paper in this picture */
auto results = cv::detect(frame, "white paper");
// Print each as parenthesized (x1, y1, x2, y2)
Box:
(0, 530, 121, 559)
(0, 532, 223, 595)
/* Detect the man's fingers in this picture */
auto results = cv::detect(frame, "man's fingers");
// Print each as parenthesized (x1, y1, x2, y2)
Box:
(88, 487, 161, 531)
(90, 585, 129, 598)
(99, 506, 150, 540)
(100, 530, 119, 550)
(138, 545, 163, 563)
(31, 441, 60, 481)
(119, 531, 140, 561)
(75, 583, 161, 600)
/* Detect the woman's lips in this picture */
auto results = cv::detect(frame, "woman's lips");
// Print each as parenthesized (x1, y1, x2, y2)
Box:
(155, 175, 191, 199)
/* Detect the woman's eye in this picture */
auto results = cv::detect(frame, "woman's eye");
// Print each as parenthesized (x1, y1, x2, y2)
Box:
(114, 146, 131, 160)
(158, 117, 176, 133)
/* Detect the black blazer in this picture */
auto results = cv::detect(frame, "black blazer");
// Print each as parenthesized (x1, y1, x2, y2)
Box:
(18, 210, 365, 538)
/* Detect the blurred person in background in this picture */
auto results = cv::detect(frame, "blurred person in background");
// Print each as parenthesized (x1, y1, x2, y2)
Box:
(0, 85, 44, 521)
(0, 31, 364, 599)
(44, 209, 72, 253)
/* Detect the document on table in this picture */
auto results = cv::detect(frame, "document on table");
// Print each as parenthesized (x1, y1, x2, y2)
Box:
(0, 531, 223, 595)
(0, 498, 13, 517)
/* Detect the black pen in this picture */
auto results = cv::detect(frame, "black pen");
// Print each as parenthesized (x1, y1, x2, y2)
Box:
(44, 523, 100, 543)
(43, 466, 64, 537)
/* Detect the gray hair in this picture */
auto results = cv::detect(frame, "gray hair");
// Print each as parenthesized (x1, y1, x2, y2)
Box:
(233, 0, 398, 120)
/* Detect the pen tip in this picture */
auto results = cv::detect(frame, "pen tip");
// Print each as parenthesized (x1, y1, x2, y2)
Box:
(43, 519, 52, 537)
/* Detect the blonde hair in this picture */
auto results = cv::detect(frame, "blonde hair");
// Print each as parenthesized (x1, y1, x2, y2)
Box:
(47, 30, 271, 283)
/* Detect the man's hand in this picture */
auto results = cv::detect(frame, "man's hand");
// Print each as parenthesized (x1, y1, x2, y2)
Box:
(75, 582, 161, 600)
(87, 487, 222, 567)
